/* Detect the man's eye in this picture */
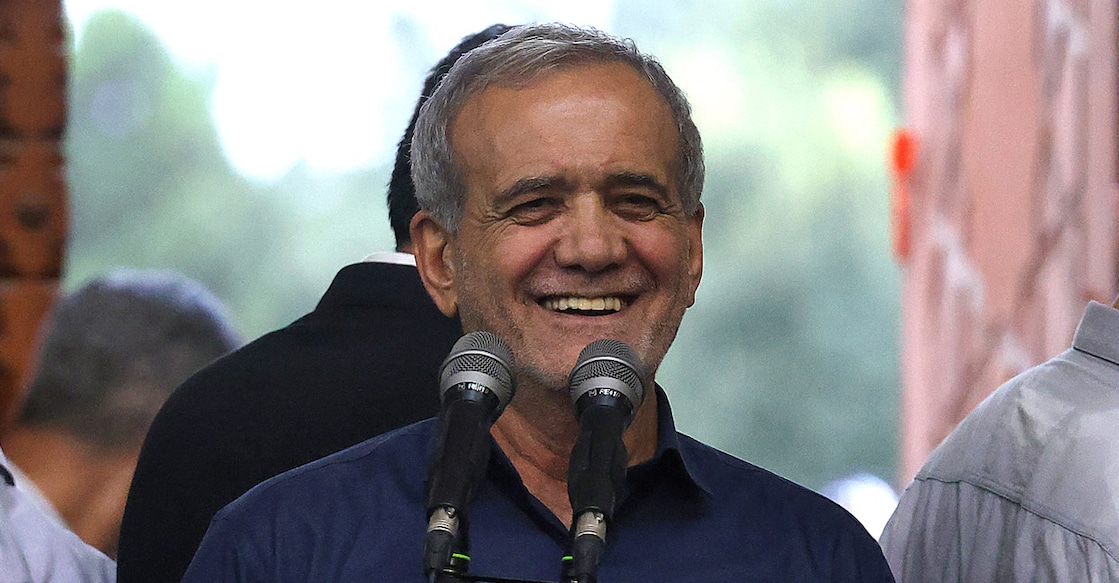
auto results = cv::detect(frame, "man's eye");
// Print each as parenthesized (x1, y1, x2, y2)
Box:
(508, 198, 560, 224)
(614, 195, 661, 220)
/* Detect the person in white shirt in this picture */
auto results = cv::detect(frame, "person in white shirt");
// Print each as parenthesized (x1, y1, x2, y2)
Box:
(0, 445, 116, 583)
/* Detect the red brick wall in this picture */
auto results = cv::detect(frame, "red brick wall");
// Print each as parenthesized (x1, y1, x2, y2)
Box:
(0, 0, 65, 429)
(898, 0, 1118, 482)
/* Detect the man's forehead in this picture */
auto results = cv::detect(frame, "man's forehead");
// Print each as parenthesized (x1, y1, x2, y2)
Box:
(456, 60, 655, 119)
(452, 63, 673, 142)
(447, 62, 680, 204)
(458, 71, 675, 156)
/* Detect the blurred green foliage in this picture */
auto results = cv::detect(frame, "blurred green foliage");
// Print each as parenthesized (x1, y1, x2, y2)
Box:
(617, 0, 903, 488)
(65, 2, 901, 490)
(66, 10, 392, 332)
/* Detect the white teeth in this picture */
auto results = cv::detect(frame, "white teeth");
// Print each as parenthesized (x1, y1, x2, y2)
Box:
(543, 296, 627, 313)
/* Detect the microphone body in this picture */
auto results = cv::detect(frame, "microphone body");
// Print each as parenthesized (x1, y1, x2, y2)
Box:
(564, 340, 648, 583)
(424, 331, 516, 581)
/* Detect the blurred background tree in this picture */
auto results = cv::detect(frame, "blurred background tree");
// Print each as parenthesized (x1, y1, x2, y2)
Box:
(64, 0, 901, 492)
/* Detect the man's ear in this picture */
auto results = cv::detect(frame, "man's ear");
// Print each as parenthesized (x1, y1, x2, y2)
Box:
(410, 210, 459, 317)
(685, 203, 704, 308)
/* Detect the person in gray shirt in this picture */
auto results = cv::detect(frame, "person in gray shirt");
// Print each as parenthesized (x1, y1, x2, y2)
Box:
(880, 298, 1119, 582)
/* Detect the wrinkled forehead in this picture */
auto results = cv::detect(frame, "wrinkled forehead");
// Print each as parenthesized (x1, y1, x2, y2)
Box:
(453, 54, 651, 119)
(449, 62, 680, 185)
(451, 59, 678, 150)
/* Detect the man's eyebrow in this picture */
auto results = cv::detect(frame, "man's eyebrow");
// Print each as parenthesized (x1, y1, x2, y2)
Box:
(495, 176, 570, 204)
(604, 172, 670, 197)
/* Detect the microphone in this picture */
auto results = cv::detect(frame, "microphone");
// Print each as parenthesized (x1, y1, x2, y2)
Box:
(424, 331, 516, 581)
(563, 339, 648, 583)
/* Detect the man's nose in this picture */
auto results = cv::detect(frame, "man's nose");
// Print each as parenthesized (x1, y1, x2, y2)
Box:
(553, 195, 627, 272)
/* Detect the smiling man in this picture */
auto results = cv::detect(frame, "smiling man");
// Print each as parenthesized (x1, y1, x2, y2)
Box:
(183, 24, 893, 582)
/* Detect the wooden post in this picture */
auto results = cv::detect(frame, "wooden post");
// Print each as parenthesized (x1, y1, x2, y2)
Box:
(0, 0, 66, 429)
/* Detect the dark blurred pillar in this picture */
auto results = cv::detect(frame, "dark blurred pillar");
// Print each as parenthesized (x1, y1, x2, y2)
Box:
(0, 0, 66, 429)
(897, 0, 1118, 483)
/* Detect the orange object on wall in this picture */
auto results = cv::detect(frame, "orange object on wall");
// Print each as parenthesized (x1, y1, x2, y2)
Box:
(890, 128, 918, 263)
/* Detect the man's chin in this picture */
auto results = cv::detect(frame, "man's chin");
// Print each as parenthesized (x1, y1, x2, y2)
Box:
(509, 331, 670, 396)
(514, 363, 572, 396)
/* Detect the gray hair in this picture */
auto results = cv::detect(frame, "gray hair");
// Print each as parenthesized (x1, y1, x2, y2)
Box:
(411, 23, 704, 231)
(17, 269, 242, 449)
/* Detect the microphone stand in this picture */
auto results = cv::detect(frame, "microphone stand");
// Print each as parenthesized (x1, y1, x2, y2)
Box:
(561, 399, 630, 583)
(425, 520, 472, 583)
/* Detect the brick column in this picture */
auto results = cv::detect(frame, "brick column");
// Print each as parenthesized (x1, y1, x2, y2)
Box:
(898, 0, 1118, 482)
(0, 0, 66, 429)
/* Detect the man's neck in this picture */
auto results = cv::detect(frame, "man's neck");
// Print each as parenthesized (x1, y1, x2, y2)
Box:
(490, 383, 659, 527)
(1, 425, 136, 557)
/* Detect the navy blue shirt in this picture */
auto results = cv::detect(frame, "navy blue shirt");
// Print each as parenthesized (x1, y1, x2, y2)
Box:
(183, 389, 893, 582)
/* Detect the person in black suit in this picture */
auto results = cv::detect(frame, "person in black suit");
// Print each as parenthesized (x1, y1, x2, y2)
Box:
(114, 24, 511, 583)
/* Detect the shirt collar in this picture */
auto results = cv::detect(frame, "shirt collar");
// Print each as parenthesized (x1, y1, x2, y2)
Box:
(362, 251, 416, 266)
(631, 385, 711, 495)
(0, 447, 14, 487)
(485, 385, 709, 515)
(1072, 301, 1119, 367)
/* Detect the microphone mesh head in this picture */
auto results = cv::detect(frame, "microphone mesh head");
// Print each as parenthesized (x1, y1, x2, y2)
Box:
(569, 339, 647, 408)
(439, 331, 516, 407)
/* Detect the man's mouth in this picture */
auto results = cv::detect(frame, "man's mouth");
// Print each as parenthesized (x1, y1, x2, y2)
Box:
(540, 295, 629, 315)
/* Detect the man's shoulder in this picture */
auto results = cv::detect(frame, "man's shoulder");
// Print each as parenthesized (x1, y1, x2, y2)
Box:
(672, 434, 892, 579)
(679, 433, 822, 500)
(182, 420, 435, 581)
(153, 262, 448, 419)
(132, 260, 452, 494)
(919, 348, 1119, 484)
(901, 348, 1119, 552)
(213, 419, 436, 525)
(144, 323, 320, 433)
(677, 433, 872, 532)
